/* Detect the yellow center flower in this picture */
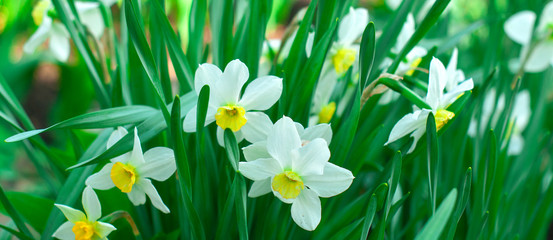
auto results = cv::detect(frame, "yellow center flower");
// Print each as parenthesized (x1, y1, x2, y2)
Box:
(434, 109, 455, 130)
(318, 102, 336, 124)
(111, 162, 137, 193)
(32, 0, 50, 26)
(272, 171, 304, 199)
(406, 57, 423, 76)
(72, 221, 95, 240)
(332, 48, 356, 74)
(215, 105, 247, 132)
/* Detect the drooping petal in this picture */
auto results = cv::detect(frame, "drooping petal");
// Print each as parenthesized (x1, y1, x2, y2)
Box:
(504, 11, 536, 45)
(239, 76, 283, 111)
(385, 110, 429, 145)
(85, 163, 115, 190)
(139, 147, 176, 181)
(426, 57, 447, 110)
(55, 204, 86, 223)
(248, 178, 272, 198)
(290, 189, 321, 231)
(127, 188, 146, 206)
(242, 141, 271, 162)
(82, 186, 101, 222)
(52, 221, 75, 240)
(301, 124, 333, 145)
(107, 127, 128, 149)
(49, 23, 70, 62)
(522, 42, 553, 73)
(95, 221, 117, 238)
(267, 116, 302, 169)
(338, 7, 369, 45)
(241, 112, 273, 143)
(303, 162, 354, 198)
(23, 16, 52, 54)
(239, 158, 282, 181)
(76, 2, 104, 39)
(129, 128, 145, 166)
(218, 59, 250, 104)
(138, 179, 170, 213)
(293, 138, 330, 177)
(512, 90, 531, 130)
(508, 134, 524, 156)
(407, 125, 426, 153)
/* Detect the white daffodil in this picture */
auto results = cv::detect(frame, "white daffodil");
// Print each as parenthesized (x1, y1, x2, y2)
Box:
(86, 127, 176, 214)
(183, 59, 283, 146)
(239, 116, 353, 231)
(53, 186, 116, 240)
(307, 7, 368, 125)
(504, 1, 553, 73)
(24, 0, 114, 62)
(468, 89, 531, 155)
(385, 57, 473, 153)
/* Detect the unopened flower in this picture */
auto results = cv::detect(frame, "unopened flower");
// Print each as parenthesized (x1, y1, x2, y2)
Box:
(86, 127, 176, 213)
(53, 186, 116, 240)
(385, 57, 473, 153)
(239, 116, 353, 231)
(183, 59, 282, 146)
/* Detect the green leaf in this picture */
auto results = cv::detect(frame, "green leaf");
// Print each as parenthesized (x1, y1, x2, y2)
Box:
(360, 194, 377, 240)
(187, 0, 207, 68)
(224, 129, 240, 172)
(330, 218, 363, 240)
(0, 186, 33, 237)
(330, 85, 360, 166)
(446, 168, 472, 240)
(0, 225, 33, 240)
(426, 112, 439, 213)
(6, 106, 157, 142)
(210, 0, 234, 67)
(414, 189, 458, 240)
(360, 22, 376, 89)
(378, 77, 431, 109)
(235, 174, 248, 240)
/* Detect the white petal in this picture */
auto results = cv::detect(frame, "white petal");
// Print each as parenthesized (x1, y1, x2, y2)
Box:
(76, 2, 104, 39)
(426, 57, 447, 110)
(290, 189, 321, 231)
(107, 127, 128, 149)
(267, 116, 302, 169)
(301, 124, 332, 145)
(52, 221, 75, 240)
(195, 63, 222, 94)
(508, 134, 524, 156)
(239, 76, 283, 111)
(305, 32, 314, 57)
(523, 42, 553, 72)
(23, 17, 52, 54)
(85, 163, 115, 190)
(129, 128, 145, 166)
(248, 178, 272, 198)
(441, 78, 474, 107)
(241, 112, 273, 143)
(537, 2, 553, 34)
(239, 158, 282, 181)
(385, 110, 428, 145)
(303, 162, 354, 197)
(445, 48, 459, 91)
(311, 68, 338, 114)
(338, 8, 369, 45)
(218, 59, 249, 104)
(82, 186, 101, 222)
(139, 147, 176, 181)
(95, 221, 117, 238)
(512, 90, 531, 130)
(49, 23, 70, 62)
(127, 188, 146, 206)
(504, 11, 536, 45)
(242, 141, 271, 162)
(293, 139, 330, 176)
(55, 204, 86, 223)
(216, 126, 244, 147)
(183, 105, 217, 133)
(137, 179, 170, 213)
(386, 0, 402, 10)
(395, 13, 415, 51)
(407, 126, 426, 153)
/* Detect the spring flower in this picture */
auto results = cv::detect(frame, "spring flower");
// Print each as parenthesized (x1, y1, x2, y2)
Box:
(504, 2, 553, 72)
(183, 59, 283, 146)
(239, 116, 353, 231)
(468, 89, 531, 155)
(53, 186, 116, 240)
(86, 127, 176, 213)
(23, 0, 114, 62)
(385, 57, 473, 153)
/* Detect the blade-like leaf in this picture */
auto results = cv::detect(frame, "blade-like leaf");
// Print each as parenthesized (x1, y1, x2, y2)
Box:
(414, 189, 458, 240)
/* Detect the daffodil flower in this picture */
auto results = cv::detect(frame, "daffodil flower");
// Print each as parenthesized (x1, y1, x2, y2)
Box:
(468, 89, 531, 155)
(23, 0, 114, 62)
(385, 57, 473, 153)
(53, 186, 116, 240)
(307, 7, 368, 124)
(183, 59, 283, 146)
(504, 2, 553, 72)
(239, 116, 353, 231)
(86, 127, 176, 213)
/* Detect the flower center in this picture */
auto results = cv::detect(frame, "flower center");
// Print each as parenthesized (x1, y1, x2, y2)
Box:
(332, 48, 356, 74)
(111, 162, 137, 193)
(318, 102, 336, 124)
(434, 109, 455, 130)
(72, 221, 95, 240)
(32, 0, 50, 26)
(272, 171, 304, 199)
(406, 57, 422, 76)
(215, 105, 247, 132)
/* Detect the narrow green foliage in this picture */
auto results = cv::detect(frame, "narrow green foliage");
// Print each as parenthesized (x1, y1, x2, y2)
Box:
(426, 112, 439, 214)
(0, 225, 34, 240)
(360, 194, 377, 240)
(224, 129, 240, 172)
(0, 185, 32, 238)
(360, 22, 376, 89)
(378, 77, 431, 109)
(414, 189, 457, 240)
